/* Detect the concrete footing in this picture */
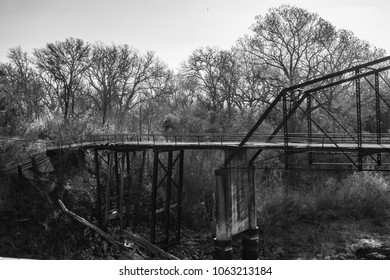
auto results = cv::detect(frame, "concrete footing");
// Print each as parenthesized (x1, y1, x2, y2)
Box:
(242, 228, 259, 260)
(214, 238, 233, 260)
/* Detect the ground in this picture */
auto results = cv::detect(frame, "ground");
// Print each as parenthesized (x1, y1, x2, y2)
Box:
(1, 202, 390, 259)
(169, 217, 390, 260)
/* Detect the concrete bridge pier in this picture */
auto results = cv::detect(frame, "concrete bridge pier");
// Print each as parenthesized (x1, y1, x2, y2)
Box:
(214, 168, 233, 259)
(241, 164, 259, 260)
(214, 163, 259, 260)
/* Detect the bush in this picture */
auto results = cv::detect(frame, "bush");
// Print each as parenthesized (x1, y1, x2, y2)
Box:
(258, 172, 390, 227)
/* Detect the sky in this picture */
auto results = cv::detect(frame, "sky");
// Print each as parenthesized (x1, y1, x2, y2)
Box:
(1, 0, 390, 71)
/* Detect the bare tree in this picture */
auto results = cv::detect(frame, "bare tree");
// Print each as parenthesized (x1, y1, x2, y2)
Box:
(182, 47, 245, 130)
(5, 47, 44, 119)
(34, 38, 90, 121)
(183, 47, 223, 114)
(246, 5, 336, 88)
(87, 43, 138, 126)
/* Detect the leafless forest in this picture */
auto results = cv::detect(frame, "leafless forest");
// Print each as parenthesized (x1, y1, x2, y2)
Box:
(1, 5, 390, 259)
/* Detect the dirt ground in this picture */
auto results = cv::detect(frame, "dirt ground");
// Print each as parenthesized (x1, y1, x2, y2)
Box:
(168, 217, 390, 260)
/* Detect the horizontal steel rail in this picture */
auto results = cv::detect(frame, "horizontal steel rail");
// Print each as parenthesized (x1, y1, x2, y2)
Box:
(42, 132, 390, 150)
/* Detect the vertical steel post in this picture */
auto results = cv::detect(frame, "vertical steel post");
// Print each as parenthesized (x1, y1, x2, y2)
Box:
(114, 152, 120, 208)
(176, 150, 184, 243)
(134, 150, 146, 230)
(130, 151, 137, 229)
(375, 72, 382, 165)
(119, 152, 125, 229)
(356, 70, 363, 170)
(307, 93, 313, 165)
(150, 150, 159, 243)
(164, 150, 173, 250)
(283, 91, 289, 169)
(104, 152, 114, 227)
(125, 151, 131, 227)
(94, 149, 102, 227)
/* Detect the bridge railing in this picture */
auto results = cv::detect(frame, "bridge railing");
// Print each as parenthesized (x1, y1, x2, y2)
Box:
(46, 133, 267, 148)
(44, 132, 390, 150)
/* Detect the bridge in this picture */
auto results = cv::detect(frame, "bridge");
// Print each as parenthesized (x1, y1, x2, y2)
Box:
(6, 55, 390, 259)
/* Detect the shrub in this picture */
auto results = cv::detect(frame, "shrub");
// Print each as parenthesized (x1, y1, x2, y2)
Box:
(258, 171, 390, 226)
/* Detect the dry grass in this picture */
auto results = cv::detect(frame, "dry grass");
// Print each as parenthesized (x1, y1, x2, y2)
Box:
(258, 171, 390, 227)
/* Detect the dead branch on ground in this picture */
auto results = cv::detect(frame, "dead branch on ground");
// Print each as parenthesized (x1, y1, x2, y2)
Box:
(58, 199, 180, 260)
(120, 229, 180, 260)
(58, 199, 135, 259)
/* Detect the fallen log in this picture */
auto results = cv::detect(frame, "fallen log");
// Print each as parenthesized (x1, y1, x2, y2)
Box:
(58, 199, 135, 259)
(58, 199, 179, 260)
(120, 229, 180, 260)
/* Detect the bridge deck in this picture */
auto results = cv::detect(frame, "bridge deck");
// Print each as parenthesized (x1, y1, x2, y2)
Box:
(46, 140, 390, 153)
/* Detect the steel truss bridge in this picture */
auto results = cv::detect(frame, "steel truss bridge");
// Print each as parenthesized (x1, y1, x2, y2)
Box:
(8, 55, 390, 259)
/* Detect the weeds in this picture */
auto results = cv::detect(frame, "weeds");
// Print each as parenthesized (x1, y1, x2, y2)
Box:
(258, 171, 390, 232)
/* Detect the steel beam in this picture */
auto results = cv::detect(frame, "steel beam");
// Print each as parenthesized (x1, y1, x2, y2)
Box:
(94, 149, 102, 227)
(283, 91, 289, 169)
(356, 70, 363, 170)
(125, 151, 131, 227)
(375, 73, 382, 165)
(104, 152, 114, 227)
(307, 93, 313, 165)
(176, 150, 184, 243)
(150, 150, 159, 244)
(164, 150, 173, 250)
(119, 152, 125, 229)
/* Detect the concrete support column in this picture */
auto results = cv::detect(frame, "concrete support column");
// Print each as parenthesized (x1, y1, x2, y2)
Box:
(214, 168, 232, 260)
(242, 164, 259, 260)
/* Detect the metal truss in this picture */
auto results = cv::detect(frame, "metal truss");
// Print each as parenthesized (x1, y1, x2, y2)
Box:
(223, 55, 390, 171)
(150, 149, 184, 249)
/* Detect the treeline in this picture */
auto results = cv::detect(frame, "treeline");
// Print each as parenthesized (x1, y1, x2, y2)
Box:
(0, 5, 386, 139)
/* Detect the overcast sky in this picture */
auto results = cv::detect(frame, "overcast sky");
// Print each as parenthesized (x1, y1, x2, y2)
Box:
(1, 0, 389, 70)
